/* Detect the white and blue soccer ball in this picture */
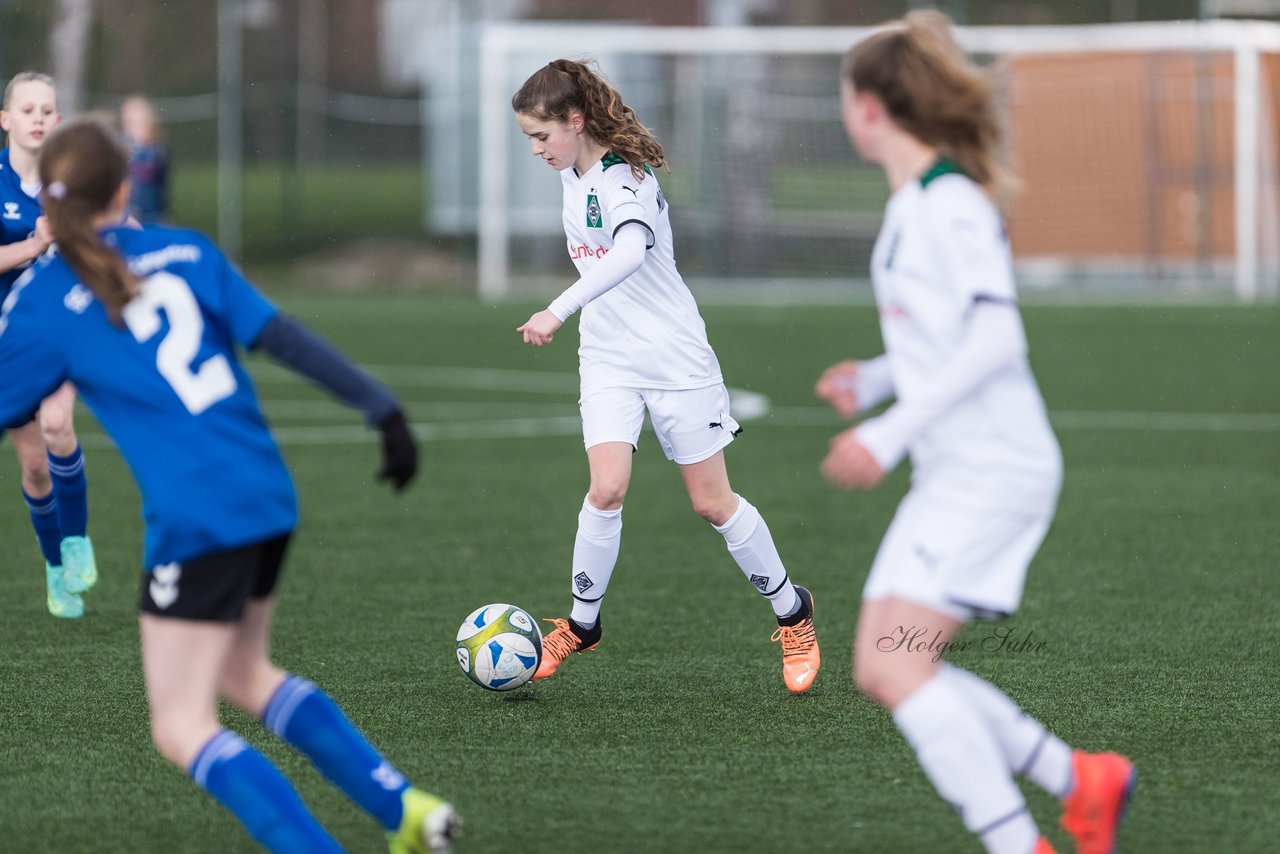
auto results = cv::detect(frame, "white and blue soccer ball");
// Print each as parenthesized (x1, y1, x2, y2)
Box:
(455, 604, 543, 691)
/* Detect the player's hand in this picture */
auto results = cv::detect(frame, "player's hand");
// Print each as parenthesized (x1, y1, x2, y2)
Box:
(815, 359, 861, 419)
(376, 409, 418, 492)
(517, 310, 562, 347)
(32, 216, 54, 252)
(821, 429, 885, 490)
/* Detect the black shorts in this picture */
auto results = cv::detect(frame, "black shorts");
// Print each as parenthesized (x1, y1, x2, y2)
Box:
(139, 533, 292, 622)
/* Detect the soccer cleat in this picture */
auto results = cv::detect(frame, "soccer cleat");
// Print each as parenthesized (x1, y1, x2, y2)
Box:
(771, 585, 820, 694)
(46, 562, 84, 619)
(532, 617, 600, 681)
(1061, 751, 1137, 854)
(387, 788, 459, 854)
(61, 535, 98, 594)
(1035, 837, 1060, 854)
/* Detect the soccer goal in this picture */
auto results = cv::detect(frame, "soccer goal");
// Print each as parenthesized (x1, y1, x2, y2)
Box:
(474, 20, 1280, 302)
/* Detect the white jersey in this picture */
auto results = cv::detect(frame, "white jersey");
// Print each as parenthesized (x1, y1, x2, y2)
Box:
(870, 161, 1061, 509)
(559, 153, 721, 394)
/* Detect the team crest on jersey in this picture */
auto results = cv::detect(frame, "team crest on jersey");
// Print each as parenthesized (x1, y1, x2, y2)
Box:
(2, 202, 19, 220)
(64, 284, 94, 314)
(586, 194, 602, 228)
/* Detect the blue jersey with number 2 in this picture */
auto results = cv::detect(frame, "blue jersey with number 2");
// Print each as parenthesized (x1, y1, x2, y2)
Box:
(0, 225, 297, 568)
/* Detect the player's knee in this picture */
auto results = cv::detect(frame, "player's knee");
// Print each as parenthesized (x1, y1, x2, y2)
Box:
(690, 492, 736, 526)
(39, 410, 74, 449)
(587, 482, 627, 511)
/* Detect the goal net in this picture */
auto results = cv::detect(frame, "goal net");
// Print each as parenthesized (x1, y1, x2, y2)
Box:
(471, 20, 1280, 302)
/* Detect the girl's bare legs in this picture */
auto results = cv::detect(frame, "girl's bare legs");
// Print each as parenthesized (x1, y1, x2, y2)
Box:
(682, 450, 817, 692)
(854, 596, 1040, 853)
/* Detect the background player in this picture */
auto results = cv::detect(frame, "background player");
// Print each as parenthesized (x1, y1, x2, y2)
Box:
(0, 118, 456, 854)
(512, 59, 820, 694)
(818, 12, 1135, 854)
(0, 71, 96, 617)
(120, 94, 169, 224)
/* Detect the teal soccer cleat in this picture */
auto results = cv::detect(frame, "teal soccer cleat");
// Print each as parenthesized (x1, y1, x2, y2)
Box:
(60, 535, 98, 594)
(46, 561, 84, 619)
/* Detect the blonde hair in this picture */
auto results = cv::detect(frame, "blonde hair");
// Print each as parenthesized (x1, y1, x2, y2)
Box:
(843, 11, 1015, 206)
(512, 59, 668, 181)
(38, 119, 138, 322)
(3, 71, 56, 108)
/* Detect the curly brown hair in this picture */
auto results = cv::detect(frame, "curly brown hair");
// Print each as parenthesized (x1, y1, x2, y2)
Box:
(844, 10, 1015, 207)
(512, 58, 668, 181)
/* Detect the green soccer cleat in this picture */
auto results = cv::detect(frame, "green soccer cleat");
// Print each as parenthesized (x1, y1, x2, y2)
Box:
(46, 562, 84, 619)
(61, 535, 98, 594)
(388, 788, 459, 854)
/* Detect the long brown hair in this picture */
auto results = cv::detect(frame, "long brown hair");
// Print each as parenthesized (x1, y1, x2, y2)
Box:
(844, 10, 1014, 206)
(38, 118, 138, 321)
(512, 59, 668, 181)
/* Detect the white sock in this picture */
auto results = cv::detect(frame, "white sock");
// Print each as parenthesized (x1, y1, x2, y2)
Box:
(713, 495, 799, 619)
(940, 664, 1075, 798)
(892, 675, 1040, 854)
(567, 497, 622, 628)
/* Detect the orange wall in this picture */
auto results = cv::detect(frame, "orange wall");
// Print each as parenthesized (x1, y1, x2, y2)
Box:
(1007, 52, 1255, 261)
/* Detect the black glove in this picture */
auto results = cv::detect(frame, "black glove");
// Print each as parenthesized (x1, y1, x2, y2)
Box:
(376, 409, 418, 492)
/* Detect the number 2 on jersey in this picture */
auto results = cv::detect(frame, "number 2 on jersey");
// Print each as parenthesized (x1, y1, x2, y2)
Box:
(122, 271, 237, 415)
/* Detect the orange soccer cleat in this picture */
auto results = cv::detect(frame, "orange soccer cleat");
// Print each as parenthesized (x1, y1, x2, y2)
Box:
(1034, 836, 1059, 854)
(532, 617, 600, 681)
(770, 586, 820, 694)
(1061, 750, 1137, 854)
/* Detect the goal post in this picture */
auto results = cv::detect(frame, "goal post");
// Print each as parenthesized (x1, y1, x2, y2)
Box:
(475, 20, 1280, 302)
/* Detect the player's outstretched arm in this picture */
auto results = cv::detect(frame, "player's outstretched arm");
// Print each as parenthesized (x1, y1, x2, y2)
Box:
(252, 315, 418, 491)
(851, 302, 1026, 476)
(516, 222, 648, 347)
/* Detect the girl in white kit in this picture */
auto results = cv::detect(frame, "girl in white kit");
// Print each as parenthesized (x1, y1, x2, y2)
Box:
(512, 58, 821, 694)
(818, 11, 1135, 854)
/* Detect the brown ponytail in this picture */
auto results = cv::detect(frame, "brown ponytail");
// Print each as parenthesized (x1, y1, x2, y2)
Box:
(37, 118, 138, 321)
(512, 59, 668, 181)
(844, 10, 1015, 207)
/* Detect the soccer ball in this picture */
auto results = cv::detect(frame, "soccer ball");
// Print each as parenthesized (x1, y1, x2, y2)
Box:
(455, 604, 543, 691)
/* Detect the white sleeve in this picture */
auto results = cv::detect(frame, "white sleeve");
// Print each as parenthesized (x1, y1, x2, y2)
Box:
(928, 181, 1016, 305)
(547, 222, 648, 321)
(853, 302, 1027, 471)
(853, 355, 895, 413)
(604, 172, 658, 248)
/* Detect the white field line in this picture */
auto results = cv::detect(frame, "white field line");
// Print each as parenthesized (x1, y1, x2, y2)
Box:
(70, 406, 1279, 451)
(67, 365, 1279, 450)
(762, 407, 1280, 433)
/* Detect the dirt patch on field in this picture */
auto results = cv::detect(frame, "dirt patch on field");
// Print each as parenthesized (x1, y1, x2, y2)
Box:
(292, 238, 473, 292)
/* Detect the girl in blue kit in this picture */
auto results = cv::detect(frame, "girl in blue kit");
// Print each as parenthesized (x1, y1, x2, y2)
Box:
(0, 118, 456, 854)
(0, 71, 97, 618)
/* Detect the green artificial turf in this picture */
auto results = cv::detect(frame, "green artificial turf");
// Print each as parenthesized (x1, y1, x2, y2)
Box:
(1, 299, 1276, 852)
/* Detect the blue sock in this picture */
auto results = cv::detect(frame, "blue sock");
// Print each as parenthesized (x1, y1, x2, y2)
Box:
(190, 729, 344, 854)
(264, 675, 409, 831)
(47, 445, 88, 538)
(22, 489, 62, 566)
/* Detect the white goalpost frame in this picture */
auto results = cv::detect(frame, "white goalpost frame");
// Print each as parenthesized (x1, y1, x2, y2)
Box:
(477, 19, 1280, 301)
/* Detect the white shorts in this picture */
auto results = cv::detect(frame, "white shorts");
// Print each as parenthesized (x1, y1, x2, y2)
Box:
(580, 384, 741, 465)
(862, 489, 1055, 621)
